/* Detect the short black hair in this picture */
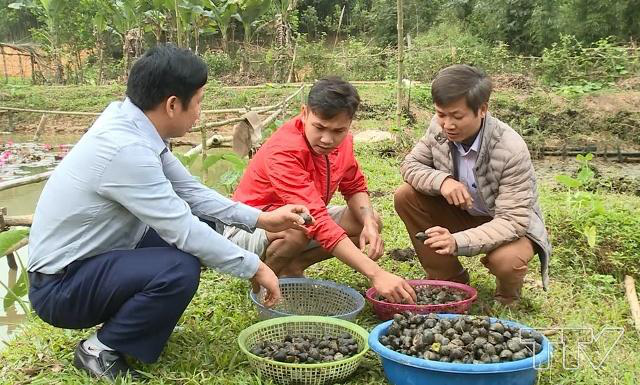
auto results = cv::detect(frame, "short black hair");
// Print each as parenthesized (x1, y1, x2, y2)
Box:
(307, 77, 360, 119)
(431, 64, 492, 115)
(126, 44, 208, 111)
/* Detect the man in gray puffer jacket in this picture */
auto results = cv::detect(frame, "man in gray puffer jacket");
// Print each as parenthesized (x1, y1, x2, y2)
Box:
(394, 64, 551, 305)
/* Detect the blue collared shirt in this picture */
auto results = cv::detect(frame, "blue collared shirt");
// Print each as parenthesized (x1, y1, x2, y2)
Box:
(28, 98, 261, 278)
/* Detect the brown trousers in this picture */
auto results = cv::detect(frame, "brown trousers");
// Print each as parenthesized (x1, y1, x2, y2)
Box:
(393, 183, 534, 304)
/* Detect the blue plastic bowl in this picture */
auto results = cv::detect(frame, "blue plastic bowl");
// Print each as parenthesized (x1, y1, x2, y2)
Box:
(249, 277, 365, 320)
(369, 314, 552, 385)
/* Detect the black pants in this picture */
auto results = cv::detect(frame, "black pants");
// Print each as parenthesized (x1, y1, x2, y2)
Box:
(29, 226, 207, 363)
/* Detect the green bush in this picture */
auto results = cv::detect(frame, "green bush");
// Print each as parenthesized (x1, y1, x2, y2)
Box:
(295, 37, 394, 81)
(537, 35, 640, 86)
(201, 51, 236, 77)
(405, 23, 527, 82)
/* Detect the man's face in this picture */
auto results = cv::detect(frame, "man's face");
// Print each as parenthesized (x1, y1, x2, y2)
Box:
(435, 97, 487, 143)
(301, 105, 352, 155)
(169, 86, 204, 137)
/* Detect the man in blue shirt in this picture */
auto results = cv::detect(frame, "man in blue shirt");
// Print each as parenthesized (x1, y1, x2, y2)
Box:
(27, 44, 310, 381)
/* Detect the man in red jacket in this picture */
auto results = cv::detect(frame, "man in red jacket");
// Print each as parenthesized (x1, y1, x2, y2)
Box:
(228, 77, 416, 303)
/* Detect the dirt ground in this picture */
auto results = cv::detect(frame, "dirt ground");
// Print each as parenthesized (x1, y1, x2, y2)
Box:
(582, 90, 640, 114)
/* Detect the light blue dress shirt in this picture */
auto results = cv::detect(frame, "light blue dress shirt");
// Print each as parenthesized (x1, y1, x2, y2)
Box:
(453, 132, 490, 217)
(28, 98, 261, 278)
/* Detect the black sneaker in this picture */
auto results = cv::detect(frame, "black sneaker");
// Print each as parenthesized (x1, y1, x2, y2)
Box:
(73, 340, 141, 382)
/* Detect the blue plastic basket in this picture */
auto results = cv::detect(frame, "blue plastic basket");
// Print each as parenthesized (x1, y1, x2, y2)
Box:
(249, 278, 365, 321)
(369, 314, 552, 385)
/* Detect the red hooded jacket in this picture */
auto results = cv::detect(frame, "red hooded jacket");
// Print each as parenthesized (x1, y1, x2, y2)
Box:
(233, 116, 368, 251)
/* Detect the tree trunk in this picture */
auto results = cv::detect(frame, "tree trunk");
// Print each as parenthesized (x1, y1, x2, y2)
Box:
(97, 37, 104, 85)
(221, 30, 228, 52)
(76, 48, 84, 84)
(175, 0, 182, 47)
(194, 21, 200, 54)
(123, 39, 128, 80)
(396, 0, 404, 131)
(244, 23, 251, 45)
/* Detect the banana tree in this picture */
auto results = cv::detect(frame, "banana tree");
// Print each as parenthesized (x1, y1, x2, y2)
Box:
(179, 0, 217, 53)
(94, 0, 116, 84)
(273, 0, 296, 49)
(236, 0, 271, 45)
(144, 9, 168, 43)
(206, 0, 239, 51)
(111, 0, 143, 77)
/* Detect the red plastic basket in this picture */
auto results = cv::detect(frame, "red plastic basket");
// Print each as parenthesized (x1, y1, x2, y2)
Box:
(365, 279, 477, 321)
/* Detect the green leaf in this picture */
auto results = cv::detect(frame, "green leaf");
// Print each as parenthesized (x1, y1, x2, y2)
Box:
(202, 153, 225, 171)
(555, 174, 581, 188)
(220, 169, 242, 187)
(0, 229, 29, 257)
(583, 225, 597, 248)
(576, 166, 594, 184)
(3, 268, 29, 311)
(591, 199, 606, 215)
(175, 153, 198, 168)
(221, 153, 247, 171)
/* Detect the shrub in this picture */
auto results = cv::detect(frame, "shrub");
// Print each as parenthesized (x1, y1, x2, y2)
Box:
(537, 35, 640, 86)
(201, 51, 236, 77)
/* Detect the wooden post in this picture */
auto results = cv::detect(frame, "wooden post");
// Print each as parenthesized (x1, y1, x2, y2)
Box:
(33, 113, 48, 141)
(617, 145, 623, 163)
(1, 46, 8, 83)
(18, 53, 25, 83)
(624, 275, 640, 333)
(287, 42, 297, 83)
(299, 84, 305, 106)
(396, 0, 404, 131)
(7, 109, 15, 132)
(30, 52, 36, 84)
(200, 126, 208, 185)
(5, 252, 17, 269)
(333, 6, 346, 48)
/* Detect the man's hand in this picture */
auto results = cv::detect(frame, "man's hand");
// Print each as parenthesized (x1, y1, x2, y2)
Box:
(422, 226, 457, 255)
(359, 214, 384, 261)
(256, 204, 314, 233)
(440, 177, 473, 210)
(370, 270, 417, 304)
(250, 261, 281, 308)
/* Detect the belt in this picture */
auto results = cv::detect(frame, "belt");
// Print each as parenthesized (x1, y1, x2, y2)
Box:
(28, 270, 65, 286)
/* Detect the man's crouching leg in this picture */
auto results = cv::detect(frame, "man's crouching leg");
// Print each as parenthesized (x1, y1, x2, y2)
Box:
(29, 247, 201, 381)
(394, 182, 472, 284)
(264, 206, 371, 277)
(265, 229, 315, 277)
(480, 237, 534, 305)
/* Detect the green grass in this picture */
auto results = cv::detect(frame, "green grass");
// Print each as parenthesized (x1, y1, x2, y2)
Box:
(1, 141, 639, 384)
